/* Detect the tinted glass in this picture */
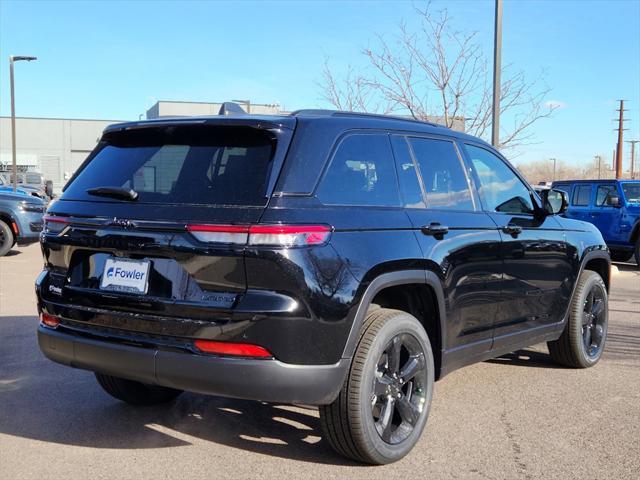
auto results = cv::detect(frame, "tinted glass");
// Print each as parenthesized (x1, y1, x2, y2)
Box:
(595, 185, 616, 206)
(390, 136, 425, 208)
(621, 182, 640, 204)
(64, 125, 275, 206)
(572, 185, 592, 206)
(26, 173, 43, 184)
(317, 134, 400, 206)
(409, 137, 474, 211)
(464, 144, 534, 214)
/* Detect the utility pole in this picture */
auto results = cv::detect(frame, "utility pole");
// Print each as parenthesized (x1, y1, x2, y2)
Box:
(491, 0, 502, 148)
(627, 140, 639, 179)
(614, 100, 628, 179)
(595, 155, 602, 179)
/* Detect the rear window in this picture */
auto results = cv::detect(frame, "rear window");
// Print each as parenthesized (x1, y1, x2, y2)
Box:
(64, 125, 276, 206)
(316, 133, 400, 207)
(622, 182, 640, 204)
(572, 185, 592, 206)
(26, 173, 43, 184)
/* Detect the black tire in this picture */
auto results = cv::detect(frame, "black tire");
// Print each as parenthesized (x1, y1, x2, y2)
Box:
(0, 220, 14, 257)
(95, 373, 182, 405)
(610, 250, 633, 263)
(634, 239, 640, 267)
(319, 308, 434, 465)
(547, 270, 608, 368)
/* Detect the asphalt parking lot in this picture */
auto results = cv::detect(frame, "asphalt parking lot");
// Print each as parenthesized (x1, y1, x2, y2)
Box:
(1, 243, 638, 480)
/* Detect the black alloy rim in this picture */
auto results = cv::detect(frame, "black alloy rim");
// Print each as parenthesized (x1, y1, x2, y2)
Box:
(582, 285, 607, 358)
(371, 333, 428, 445)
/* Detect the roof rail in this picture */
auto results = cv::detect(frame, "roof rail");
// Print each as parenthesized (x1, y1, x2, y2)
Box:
(290, 109, 441, 127)
(218, 102, 247, 116)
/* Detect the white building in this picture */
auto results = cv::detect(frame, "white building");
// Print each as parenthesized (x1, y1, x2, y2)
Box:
(0, 116, 123, 192)
(146, 100, 283, 118)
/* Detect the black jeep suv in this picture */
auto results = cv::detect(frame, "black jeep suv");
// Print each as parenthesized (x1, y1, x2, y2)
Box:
(36, 109, 610, 464)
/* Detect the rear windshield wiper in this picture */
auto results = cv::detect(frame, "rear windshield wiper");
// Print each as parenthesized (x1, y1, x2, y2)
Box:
(86, 186, 139, 201)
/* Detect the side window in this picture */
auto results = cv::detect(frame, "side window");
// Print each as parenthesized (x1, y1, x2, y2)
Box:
(317, 134, 400, 206)
(464, 144, 534, 214)
(390, 136, 425, 208)
(595, 184, 616, 206)
(408, 137, 475, 211)
(572, 185, 592, 206)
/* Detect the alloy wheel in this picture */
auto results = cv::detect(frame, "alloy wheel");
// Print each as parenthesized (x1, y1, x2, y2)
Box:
(371, 333, 429, 445)
(582, 285, 607, 358)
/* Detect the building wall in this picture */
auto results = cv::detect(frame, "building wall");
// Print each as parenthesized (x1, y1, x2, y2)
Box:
(0, 117, 121, 192)
(147, 100, 283, 118)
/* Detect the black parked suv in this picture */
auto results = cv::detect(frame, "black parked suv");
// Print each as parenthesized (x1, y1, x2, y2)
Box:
(37, 109, 611, 464)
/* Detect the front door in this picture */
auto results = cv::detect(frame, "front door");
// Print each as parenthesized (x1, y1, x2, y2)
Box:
(461, 143, 574, 350)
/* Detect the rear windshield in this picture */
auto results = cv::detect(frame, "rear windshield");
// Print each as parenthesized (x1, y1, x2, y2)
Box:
(64, 125, 276, 206)
(621, 182, 640, 204)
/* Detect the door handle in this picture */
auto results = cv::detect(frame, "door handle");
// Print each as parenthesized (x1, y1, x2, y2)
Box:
(421, 223, 449, 237)
(502, 224, 523, 237)
(590, 213, 600, 217)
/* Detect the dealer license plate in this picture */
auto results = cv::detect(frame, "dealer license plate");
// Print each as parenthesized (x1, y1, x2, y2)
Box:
(100, 258, 150, 294)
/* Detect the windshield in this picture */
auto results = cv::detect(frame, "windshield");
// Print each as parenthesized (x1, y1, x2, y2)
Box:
(64, 125, 277, 206)
(622, 182, 640, 204)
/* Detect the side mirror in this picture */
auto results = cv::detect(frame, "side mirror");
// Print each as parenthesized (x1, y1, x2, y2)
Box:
(605, 194, 621, 207)
(541, 188, 568, 215)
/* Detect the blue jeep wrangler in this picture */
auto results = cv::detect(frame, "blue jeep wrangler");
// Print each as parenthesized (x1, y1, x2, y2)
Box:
(552, 179, 640, 265)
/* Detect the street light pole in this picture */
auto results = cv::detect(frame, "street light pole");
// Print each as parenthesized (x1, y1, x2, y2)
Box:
(491, 0, 503, 148)
(595, 155, 602, 179)
(9, 55, 37, 192)
(550, 157, 557, 182)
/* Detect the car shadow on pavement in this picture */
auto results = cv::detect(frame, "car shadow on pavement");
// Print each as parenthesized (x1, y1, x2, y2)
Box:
(2, 249, 22, 257)
(485, 349, 565, 369)
(0, 316, 360, 465)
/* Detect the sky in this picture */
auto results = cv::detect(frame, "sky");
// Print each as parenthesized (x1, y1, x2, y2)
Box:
(0, 0, 639, 167)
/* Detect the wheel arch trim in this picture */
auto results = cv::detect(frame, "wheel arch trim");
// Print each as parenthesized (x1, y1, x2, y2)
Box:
(340, 269, 447, 361)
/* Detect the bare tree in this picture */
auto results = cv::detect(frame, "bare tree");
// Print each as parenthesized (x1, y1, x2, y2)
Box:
(319, 3, 557, 151)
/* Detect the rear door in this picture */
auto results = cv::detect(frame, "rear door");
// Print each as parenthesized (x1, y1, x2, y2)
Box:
(390, 135, 503, 359)
(42, 121, 293, 325)
(461, 143, 574, 348)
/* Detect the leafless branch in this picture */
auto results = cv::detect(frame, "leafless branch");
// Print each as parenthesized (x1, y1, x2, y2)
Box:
(318, 2, 556, 152)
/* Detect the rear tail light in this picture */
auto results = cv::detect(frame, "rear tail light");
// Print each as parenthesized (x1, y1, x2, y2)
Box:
(40, 312, 60, 329)
(43, 215, 69, 234)
(187, 224, 331, 247)
(187, 224, 249, 244)
(193, 339, 273, 358)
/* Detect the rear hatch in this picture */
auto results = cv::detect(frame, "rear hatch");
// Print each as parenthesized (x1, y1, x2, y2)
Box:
(41, 117, 295, 332)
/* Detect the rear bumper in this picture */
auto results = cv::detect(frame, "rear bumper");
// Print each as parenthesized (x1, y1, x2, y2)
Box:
(37, 325, 348, 405)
